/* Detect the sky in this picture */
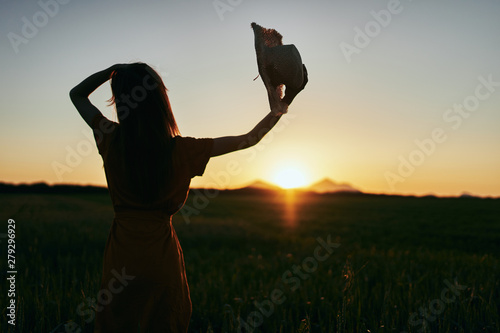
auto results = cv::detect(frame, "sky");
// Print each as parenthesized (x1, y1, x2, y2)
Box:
(1, 0, 499, 197)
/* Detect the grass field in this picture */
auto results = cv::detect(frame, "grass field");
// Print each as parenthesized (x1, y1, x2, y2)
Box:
(0, 191, 499, 332)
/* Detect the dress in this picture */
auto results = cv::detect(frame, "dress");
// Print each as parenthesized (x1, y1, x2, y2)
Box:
(90, 113, 213, 333)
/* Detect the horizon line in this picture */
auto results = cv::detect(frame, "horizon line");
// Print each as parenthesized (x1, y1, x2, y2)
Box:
(0, 180, 498, 199)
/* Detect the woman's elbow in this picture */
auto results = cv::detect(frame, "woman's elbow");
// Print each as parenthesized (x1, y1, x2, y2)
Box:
(230, 133, 256, 153)
(69, 87, 87, 105)
(239, 132, 260, 150)
(69, 87, 79, 101)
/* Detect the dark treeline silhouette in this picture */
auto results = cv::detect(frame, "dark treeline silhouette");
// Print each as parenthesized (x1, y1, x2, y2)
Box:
(0, 182, 108, 194)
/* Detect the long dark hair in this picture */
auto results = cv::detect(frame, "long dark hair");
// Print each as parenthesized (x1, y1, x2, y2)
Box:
(108, 63, 180, 204)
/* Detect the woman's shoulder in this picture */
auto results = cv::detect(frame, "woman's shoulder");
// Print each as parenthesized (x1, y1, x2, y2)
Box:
(173, 135, 214, 146)
(173, 136, 214, 154)
(172, 136, 214, 178)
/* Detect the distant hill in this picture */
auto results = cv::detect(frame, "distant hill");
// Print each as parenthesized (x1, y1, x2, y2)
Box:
(306, 178, 361, 194)
(245, 179, 282, 191)
(459, 191, 479, 198)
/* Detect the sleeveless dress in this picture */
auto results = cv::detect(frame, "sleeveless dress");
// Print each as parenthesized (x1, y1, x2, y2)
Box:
(91, 113, 213, 333)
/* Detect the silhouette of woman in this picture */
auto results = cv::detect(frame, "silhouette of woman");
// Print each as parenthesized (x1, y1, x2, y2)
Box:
(69, 62, 307, 332)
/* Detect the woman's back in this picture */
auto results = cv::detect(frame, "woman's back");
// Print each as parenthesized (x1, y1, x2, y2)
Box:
(91, 112, 213, 214)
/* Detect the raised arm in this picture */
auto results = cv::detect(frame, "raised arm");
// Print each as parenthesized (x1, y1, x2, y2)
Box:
(211, 64, 308, 157)
(210, 111, 283, 157)
(69, 64, 122, 126)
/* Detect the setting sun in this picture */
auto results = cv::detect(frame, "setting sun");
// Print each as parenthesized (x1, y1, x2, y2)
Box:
(273, 167, 307, 189)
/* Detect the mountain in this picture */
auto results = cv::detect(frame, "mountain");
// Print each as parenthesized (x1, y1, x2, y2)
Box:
(306, 178, 361, 194)
(459, 191, 479, 198)
(245, 179, 282, 191)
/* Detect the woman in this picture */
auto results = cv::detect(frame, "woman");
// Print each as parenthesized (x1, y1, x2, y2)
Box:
(69, 62, 307, 332)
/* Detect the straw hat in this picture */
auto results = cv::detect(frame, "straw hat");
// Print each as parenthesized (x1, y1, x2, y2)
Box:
(251, 22, 308, 115)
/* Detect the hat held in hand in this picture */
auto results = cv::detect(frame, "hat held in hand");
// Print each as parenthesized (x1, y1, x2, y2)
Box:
(251, 22, 308, 115)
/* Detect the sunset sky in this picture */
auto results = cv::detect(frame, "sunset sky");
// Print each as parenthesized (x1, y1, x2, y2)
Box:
(1, 0, 499, 197)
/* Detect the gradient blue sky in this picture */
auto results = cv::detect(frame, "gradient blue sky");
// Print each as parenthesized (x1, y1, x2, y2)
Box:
(1, 0, 499, 196)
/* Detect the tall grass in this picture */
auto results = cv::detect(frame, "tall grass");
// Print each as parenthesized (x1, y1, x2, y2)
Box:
(0, 192, 498, 332)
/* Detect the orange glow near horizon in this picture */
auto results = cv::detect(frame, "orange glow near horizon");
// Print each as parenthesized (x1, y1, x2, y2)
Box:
(1, 2, 500, 200)
(272, 167, 308, 189)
